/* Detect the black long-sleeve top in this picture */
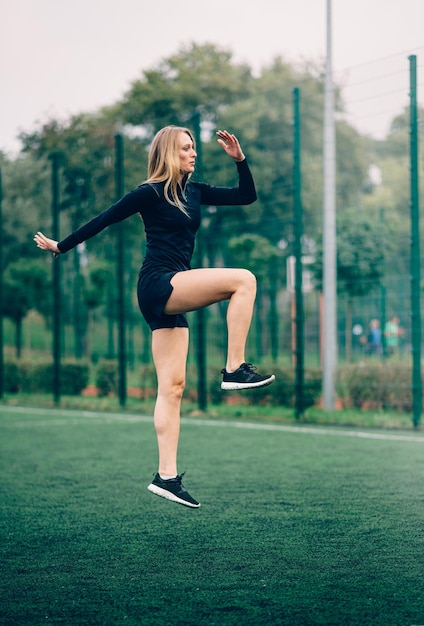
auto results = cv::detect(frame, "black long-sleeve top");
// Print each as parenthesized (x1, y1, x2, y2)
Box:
(58, 159, 256, 277)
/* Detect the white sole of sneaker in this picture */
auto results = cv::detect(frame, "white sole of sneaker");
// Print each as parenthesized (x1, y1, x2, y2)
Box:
(147, 483, 201, 508)
(221, 374, 275, 391)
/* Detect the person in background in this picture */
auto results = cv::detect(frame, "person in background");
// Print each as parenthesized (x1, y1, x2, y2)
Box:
(34, 126, 275, 509)
(384, 315, 403, 356)
(366, 319, 383, 356)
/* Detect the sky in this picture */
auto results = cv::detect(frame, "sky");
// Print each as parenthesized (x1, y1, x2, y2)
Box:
(1, 0, 423, 156)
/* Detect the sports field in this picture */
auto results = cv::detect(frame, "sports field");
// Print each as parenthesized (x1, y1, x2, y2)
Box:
(1, 406, 424, 626)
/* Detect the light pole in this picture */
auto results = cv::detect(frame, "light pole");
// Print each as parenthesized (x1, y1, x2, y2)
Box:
(322, 0, 337, 409)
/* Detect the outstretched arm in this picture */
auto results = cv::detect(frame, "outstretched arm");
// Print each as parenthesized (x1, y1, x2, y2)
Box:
(216, 130, 246, 162)
(34, 231, 61, 257)
(33, 184, 159, 256)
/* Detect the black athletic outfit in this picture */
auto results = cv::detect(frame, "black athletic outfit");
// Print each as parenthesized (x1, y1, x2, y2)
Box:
(58, 159, 256, 330)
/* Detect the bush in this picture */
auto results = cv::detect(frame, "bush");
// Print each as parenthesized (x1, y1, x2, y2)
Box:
(261, 366, 322, 409)
(337, 362, 413, 411)
(60, 361, 90, 395)
(6, 360, 90, 395)
(19, 361, 52, 393)
(3, 361, 20, 392)
(95, 360, 118, 396)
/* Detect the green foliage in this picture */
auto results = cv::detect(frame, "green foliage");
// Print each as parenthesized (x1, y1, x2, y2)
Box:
(3, 259, 52, 320)
(4, 360, 89, 394)
(381, 105, 424, 158)
(82, 260, 112, 309)
(0, 154, 51, 268)
(2, 259, 52, 357)
(95, 359, 118, 396)
(254, 366, 322, 408)
(3, 361, 20, 392)
(337, 362, 413, 411)
(227, 233, 281, 284)
(117, 43, 253, 132)
(312, 207, 388, 297)
(60, 361, 90, 395)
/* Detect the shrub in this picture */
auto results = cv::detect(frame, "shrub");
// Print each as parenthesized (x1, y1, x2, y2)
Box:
(263, 366, 322, 408)
(3, 361, 20, 392)
(8, 360, 90, 395)
(60, 361, 90, 395)
(95, 360, 118, 396)
(337, 362, 413, 411)
(19, 361, 52, 393)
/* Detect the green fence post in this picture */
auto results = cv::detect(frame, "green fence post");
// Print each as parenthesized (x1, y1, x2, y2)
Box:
(192, 112, 207, 412)
(379, 208, 387, 358)
(408, 55, 422, 428)
(115, 133, 127, 407)
(292, 87, 305, 419)
(50, 152, 61, 405)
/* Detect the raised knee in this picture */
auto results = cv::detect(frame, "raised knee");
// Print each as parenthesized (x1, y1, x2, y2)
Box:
(241, 269, 257, 293)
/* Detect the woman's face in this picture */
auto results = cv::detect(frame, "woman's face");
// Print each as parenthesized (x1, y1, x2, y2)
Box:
(178, 132, 197, 175)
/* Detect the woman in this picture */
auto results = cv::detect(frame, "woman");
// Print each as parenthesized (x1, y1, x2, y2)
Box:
(34, 126, 275, 508)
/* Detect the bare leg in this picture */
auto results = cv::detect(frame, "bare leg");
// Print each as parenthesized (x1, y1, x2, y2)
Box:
(165, 268, 256, 372)
(151, 327, 189, 476)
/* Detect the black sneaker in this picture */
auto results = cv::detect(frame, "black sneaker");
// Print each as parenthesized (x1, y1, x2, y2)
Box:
(147, 472, 200, 508)
(221, 362, 275, 390)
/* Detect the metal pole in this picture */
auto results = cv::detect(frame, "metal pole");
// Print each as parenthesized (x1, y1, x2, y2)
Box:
(115, 133, 127, 407)
(50, 152, 61, 404)
(292, 87, 305, 419)
(0, 169, 3, 399)
(322, 0, 337, 409)
(408, 55, 422, 428)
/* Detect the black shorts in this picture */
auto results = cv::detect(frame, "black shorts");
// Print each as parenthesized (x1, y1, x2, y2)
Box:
(137, 270, 188, 331)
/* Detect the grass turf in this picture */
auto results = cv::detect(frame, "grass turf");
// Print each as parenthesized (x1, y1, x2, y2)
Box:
(1, 407, 424, 625)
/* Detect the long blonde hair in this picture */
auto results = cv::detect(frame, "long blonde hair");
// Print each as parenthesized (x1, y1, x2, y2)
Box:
(145, 125, 196, 214)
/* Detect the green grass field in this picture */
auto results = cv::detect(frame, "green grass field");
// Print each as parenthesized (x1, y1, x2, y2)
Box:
(2, 406, 424, 626)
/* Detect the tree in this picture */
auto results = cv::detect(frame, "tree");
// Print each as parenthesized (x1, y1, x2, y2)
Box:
(0, 154, 51, 268)
(2, 260, 51, 357)
(312, 208, 388, 361)
(115, 43, 253, 134)
(81, 260, 112, 359)
(361, 105, 424, 279)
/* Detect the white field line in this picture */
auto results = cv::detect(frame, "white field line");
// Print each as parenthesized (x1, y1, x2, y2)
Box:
(1, 404, 424, 444)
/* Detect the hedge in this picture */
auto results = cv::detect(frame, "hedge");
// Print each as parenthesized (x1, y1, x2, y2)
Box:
(337, 361, 413, 411)
(3, 360, 89, 395)
(2, 358, 419, 413)
(95, 360, 119, 396)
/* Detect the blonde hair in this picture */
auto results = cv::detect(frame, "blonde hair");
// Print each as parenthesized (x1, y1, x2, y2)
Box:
(145, 125, 196, 214)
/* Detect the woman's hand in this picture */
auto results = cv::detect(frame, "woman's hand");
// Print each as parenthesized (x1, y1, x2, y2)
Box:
(34, 231, 61, 257)
(216, 130, 245, 162)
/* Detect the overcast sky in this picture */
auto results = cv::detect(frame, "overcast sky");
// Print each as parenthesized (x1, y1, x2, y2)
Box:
(1, 0, 423, 155)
